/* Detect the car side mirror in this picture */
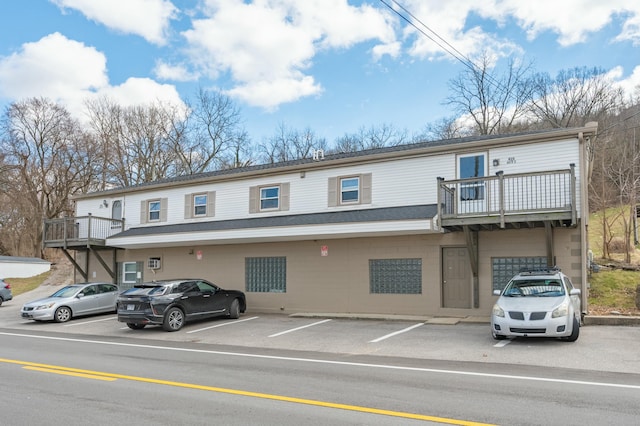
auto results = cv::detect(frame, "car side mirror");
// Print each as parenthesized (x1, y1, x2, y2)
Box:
(570, 288, 581, 296)
(77, 293, 84, 298)
(493, 289, 501, 296)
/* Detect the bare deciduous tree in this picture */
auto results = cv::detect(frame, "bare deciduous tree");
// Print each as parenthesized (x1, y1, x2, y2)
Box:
(86, 98, 185, 186)
(528, 67, 624, 129)
(416, 116, 471, 141)
(444, 52, 534, 135)
(0, 98, 97, 257)
(181, 88, 246, 173)
(260, 123, 328, 163)
(332, 123, 408, 153)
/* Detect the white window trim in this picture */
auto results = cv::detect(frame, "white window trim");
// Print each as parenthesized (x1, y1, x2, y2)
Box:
(148, 200, 161, 222)
(193, 193, 207, 217)
(340, 176, 360, 204)
(122, 262, 138, 284)
(260, 185, 280, 211)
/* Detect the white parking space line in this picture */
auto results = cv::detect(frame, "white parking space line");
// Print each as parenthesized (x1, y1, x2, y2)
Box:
(369, 323, 424, 343)
(187, 316, 260, 334)
(63, 316, 117, 327)
(493, 339, 512, 347)
(269, 319, 332, 337)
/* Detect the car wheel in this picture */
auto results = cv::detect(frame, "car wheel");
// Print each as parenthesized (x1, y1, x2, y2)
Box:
(54, 306, 72, 323)
(163, 307, 185, 332)
(127, 323, 146, 330)
(228, 299, 240, 319)
(0, 297, 3, 307)
(492, 331, 506, 340)
(564, 317, 580, 342)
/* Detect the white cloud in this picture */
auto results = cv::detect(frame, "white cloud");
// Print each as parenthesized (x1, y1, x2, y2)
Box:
(224, 75, 322, 110)
(90, 77, 183, 107)
(51, 0, 177, 45)
(179, 0, 396, 108)
(154, 61, 198, 82)
(495, 0, 640, 47)
(0, 33, 183, 120)
(608, 65, 640, 100)
(615, 13, 640, 46)
(0, 32, 108, 102)
(399, 1, 640, 57)
(397, 1, 520, 62)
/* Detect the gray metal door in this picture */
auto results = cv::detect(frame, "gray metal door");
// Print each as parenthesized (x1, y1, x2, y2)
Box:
(442, 247, 471, 308)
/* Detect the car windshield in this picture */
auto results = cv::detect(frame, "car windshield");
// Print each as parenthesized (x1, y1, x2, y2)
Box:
(503, 279, 565, 297)
(50, 286, 81, 298)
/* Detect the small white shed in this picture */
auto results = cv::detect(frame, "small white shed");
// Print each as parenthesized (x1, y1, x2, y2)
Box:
(0, 256, 51, 278)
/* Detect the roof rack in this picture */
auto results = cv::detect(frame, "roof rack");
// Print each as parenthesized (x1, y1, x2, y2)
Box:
(517, 266, 561, 275)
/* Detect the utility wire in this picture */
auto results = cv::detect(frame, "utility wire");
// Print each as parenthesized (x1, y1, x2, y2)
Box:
(378, 0, 509, 94)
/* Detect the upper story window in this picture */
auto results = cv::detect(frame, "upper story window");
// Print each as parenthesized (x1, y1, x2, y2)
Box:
(184, 191, 215, 219)
(194, 194, 207, 216)
(148, 200, 161, 221)
(328, 173, 372, 207)
(340, 177, 360, 203)
(140, 198, 167, 224)
(249, 183, 289, 213)
(260, 186, 280, 210)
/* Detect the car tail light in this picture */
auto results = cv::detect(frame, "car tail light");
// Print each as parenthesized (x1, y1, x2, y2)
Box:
(3, 282, 10, 289)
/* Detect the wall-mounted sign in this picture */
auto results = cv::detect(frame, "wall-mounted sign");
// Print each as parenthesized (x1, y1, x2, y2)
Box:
(321, 245, 328, 256)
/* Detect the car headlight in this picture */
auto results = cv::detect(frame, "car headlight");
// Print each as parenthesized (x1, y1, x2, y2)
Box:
(492, 304, 505, 318)
(552, 302, 569, 318)
(36, 302, 56, 310)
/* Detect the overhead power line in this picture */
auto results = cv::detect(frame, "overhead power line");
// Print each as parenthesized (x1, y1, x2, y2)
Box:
(378, 0, 480, 75)
(378, 0, 515, 104)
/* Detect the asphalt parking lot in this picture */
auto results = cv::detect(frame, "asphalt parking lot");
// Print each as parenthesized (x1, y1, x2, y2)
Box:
(2, 284, 640, 375)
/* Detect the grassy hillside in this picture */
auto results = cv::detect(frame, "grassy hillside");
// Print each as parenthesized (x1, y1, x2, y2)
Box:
(4, 271, 50, 296)
(588, 206, 640, 315)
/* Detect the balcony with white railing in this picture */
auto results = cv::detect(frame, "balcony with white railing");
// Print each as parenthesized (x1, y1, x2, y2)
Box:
(437, 165, 577, 231)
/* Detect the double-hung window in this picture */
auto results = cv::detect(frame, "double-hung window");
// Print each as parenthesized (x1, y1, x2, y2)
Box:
(194, 194, 207, 216)
(141, 198, 167, 223)
(328, 173, 372, 207)
(260, 186, 280, 210)
(340, 177, 360, 203)
(148, 200, 161, 221)
(249, 183, 289, 213)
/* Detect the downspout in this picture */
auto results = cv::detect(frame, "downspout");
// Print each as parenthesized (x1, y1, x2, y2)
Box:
(578, 129, 590, 315)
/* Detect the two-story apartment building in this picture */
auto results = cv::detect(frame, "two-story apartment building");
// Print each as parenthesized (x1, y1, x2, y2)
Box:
(44, 123, 597, 317)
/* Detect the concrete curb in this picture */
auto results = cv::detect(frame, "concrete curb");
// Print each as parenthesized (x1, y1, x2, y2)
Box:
(291, 312, 640, 326)
(583, 315, 640, 326)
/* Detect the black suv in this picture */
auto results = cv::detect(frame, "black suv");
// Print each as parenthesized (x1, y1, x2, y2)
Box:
(117, 279, 246, 331)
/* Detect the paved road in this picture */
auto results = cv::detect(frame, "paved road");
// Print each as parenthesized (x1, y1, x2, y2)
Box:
(2, 284, 640, 375)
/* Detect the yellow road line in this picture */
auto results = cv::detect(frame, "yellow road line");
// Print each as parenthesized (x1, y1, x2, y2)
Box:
(0, 358, 495, 426)
(23, 366, 117, 381)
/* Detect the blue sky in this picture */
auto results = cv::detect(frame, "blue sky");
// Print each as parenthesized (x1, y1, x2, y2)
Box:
(1, 0, 639, 145)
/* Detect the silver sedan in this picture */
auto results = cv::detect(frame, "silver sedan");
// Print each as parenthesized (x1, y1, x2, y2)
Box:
(20, 282, 119, 323)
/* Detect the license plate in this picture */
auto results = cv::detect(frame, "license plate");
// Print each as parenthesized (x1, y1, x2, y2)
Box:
(127, 304, 136, 311)
(21, 313, 30, 318)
